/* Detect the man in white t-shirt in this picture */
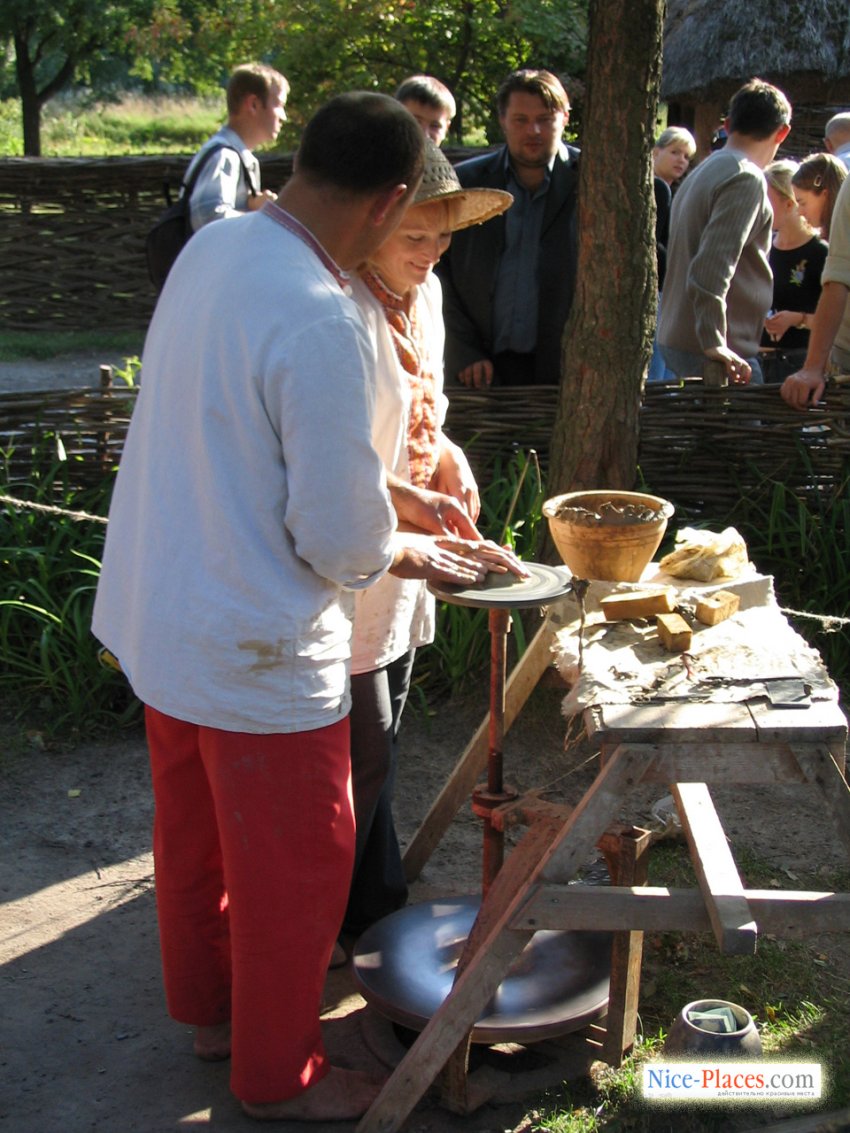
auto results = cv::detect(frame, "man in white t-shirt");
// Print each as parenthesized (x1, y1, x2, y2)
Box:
(93, 92, 522, 1124)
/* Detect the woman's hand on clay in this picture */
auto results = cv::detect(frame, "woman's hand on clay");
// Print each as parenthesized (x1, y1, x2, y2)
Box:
(389, 534, 529, 585)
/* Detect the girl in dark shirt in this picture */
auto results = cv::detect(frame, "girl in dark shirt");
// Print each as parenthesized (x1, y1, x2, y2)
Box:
(762, 160, 828, 382)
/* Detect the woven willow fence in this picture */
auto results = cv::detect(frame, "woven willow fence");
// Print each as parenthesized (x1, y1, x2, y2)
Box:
(0, 149, 486, 334)
(3, 376, 849, 525)
(0, 154, 295, 332)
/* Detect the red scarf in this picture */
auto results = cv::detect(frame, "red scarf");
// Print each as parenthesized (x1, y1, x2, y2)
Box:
(363, 270, 439, 488)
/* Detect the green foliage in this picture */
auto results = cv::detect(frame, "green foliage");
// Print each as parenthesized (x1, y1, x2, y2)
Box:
(2, 0, 588, 154)
(36, 91, 220, 155)
(0, 99, 19, 154)
(267, 0, 588, 141)
(0, 450, 140, 740)
(1, 0, 153, 153)
(728, 471, 850, 693)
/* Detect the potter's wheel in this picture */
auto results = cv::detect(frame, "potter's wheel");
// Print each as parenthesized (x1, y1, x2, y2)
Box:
(429, 561, 573, 609)
(352, 895, 611, 1044)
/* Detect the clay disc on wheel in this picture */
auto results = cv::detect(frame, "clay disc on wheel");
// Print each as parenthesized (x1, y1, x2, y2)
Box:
(429, 561, 573, 609)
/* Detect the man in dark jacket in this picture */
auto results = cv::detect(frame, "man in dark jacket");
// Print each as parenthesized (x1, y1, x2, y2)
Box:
(437, 68, 579, 387)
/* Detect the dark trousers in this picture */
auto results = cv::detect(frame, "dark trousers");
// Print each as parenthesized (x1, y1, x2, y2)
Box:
(343, 649, 415, 936)
(491, 350, 540, 387)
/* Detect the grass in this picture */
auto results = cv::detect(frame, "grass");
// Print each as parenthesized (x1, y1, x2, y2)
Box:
(0, 91, 306, 157)
(0, 329, 144, 363)
(1, 93, 223, 157)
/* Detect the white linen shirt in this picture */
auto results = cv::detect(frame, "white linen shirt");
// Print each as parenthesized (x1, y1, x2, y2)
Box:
(92, 207, 397, 733)
(348, 272, 449, 675)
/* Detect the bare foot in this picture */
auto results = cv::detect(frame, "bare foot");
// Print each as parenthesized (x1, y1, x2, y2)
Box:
(193, 1021, 231, 1061)
(241, 1066, 385, 1122)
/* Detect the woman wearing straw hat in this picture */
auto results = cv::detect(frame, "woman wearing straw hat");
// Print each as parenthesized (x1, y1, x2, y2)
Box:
(339, 141, 515, 946)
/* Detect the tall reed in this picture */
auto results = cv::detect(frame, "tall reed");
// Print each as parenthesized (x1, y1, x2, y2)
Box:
(0, 447, 139, 739)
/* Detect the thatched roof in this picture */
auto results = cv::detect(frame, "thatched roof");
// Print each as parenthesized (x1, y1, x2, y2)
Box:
(661, 0, 850, 105)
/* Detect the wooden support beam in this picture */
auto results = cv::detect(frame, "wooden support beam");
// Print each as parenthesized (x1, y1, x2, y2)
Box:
(670, 782, 756, 955)
(515, 886, 850, 937)
(601, 824, 652, 1065)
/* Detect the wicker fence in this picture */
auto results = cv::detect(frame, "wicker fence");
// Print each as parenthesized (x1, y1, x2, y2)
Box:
(0, 153, 297, 332)
(0, 149, 487, 335)
(3, 377, 849, 526)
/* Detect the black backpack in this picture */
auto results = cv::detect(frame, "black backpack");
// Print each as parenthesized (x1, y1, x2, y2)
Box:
(145, 144, 255, 292)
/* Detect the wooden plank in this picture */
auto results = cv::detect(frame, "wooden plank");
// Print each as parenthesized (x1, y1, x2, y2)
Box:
(603, 741, 809, 785)
(588, 700, 757, 745)
(357, 817, 563, 1133)
(749, 701, 847, 775)
(402, 619, 555, 881)
(671, 783, 757, 955)
(516, 886, 850, 937)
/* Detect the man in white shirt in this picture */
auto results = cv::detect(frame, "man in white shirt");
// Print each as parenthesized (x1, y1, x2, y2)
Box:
(93, 92, 521, 1124)
(185, 62, 288, 231)
(825, 111, 850, 170)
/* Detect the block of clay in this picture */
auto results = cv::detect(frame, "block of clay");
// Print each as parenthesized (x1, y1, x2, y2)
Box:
(600, 588, 676, 621)
(656, 612, 693, 651)
(695, 589, 741, 626)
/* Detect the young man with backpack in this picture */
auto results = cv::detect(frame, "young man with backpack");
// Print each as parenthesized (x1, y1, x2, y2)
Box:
(185, 62, 288, 231)
(146, 63, 288, 289)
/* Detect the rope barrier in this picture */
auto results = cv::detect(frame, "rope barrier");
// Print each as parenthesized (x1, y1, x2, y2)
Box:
(0, 493, 108, 525)
(779, 607, 850, 631)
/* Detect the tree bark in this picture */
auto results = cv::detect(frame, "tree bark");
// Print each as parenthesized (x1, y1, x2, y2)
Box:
(547, 0, 664, 495)
(14, 31, 42, 157)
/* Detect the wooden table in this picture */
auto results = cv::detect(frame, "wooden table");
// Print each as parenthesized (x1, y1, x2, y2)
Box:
(357, 579, 850, 1133)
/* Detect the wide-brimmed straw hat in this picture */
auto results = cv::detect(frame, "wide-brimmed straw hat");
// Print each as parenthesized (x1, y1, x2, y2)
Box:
(412, 138, 512, 232)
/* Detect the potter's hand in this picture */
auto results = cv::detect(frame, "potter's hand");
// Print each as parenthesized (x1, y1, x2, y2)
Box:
(387, 475, 479, 540)
(431, 438, 480, 522)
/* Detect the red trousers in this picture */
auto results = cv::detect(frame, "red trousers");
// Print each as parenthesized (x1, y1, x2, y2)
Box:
(144, 706, 353, 1104)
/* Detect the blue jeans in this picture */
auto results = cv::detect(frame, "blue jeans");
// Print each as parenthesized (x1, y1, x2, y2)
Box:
(647, 334, 676, 382)
(660, 346, 764, 385)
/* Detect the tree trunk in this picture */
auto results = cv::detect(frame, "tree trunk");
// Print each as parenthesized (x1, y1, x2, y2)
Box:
(547, 0, 664, 495)
(14, 32, 42, 157)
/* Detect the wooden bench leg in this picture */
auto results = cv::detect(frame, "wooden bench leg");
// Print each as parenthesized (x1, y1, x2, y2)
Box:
(599, 825, 652, 1065)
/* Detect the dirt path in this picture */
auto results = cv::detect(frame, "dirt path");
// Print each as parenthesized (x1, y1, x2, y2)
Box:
(0, 349, 140, 395)
(2, 677, 849, 1131)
